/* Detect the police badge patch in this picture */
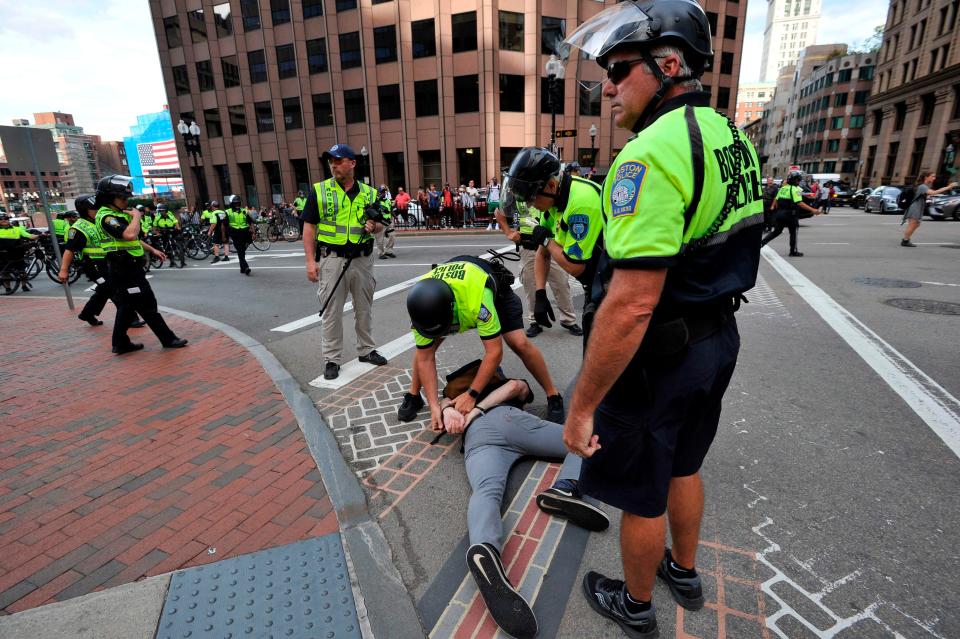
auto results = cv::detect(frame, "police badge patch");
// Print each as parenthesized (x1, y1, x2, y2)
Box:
(478, 305, 492, 322)
(568, 214, 589, 240)
(610, 161, 648, 218)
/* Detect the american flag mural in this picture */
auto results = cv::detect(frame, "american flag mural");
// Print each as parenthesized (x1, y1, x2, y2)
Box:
(137, 139, 183, 188)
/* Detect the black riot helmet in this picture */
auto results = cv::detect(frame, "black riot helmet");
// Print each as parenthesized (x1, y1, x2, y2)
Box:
(210, 199, 220, 208)
(225, 194, 242, 209)
(501, 147, 561, 221)
(156, 203, 167, 214)
(787, 170, 804, 185)
(75, 194, 97, 218)
(562, 0, 713, 132)
(95, 175, 133, 207)
(406, 278, 456, 338)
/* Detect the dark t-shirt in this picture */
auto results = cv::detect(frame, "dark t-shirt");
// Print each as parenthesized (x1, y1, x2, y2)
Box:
(301, 180, 362, 225)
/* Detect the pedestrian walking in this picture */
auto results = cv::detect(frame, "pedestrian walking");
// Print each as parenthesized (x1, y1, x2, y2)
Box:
(375, 186, 396, 259)
(486, 178, 501, 231)
(900, 172, 957, 247)
(302, 144, 388, 380)
(818, 181, 832, 214)
(225, 194, 253, 275)
(762, 176, 778, 231)
(561, 2, 764, 635)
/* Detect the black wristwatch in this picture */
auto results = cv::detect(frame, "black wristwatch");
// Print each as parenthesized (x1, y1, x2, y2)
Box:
(467, 387, 480, 399)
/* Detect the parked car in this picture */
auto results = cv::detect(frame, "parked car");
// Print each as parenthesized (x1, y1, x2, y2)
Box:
(849, 188, 873, 209)
(830, 187, 853, 206)
(928, 188, 960, 220)
(864, 186, 905, 214)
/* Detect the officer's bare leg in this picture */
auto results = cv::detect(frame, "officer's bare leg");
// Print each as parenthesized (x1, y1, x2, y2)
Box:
(620, 512, 666, 601)
(502, 329, 558, 396)
(903, 218, 921, 241)
(666, 472, 704, 570)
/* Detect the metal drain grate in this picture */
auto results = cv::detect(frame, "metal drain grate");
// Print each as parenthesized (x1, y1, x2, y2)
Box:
(852, 277, 922, 288)
(884, 298, 960, 315)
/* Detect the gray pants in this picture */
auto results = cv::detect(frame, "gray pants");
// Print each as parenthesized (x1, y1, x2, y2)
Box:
(375, 224, 395, 256)
(464, 406, 581, 551)
(317, 249, 376, 364)
(519, 247, 576, 325)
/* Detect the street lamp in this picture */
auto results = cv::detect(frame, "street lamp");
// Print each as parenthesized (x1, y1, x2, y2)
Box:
(178, 118, 207, 203)
(793, 127, 803, 167)
(360, 145, 369, 184)
(589, 123, 598, 172)
(545, 55, 565, 156)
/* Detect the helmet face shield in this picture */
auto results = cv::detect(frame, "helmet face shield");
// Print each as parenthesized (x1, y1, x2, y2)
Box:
(500, 176, 542, 222)
(560, 2, 653, 61)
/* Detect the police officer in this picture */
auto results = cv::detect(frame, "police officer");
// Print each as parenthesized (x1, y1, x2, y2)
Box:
(95, 175, 188, 354)
(503, 148, 603, 343)
(301, 144, 388, 380)
(400, 256, 565, 427)
(154, 204, 184, 267)
(561, 2, 764, 634)
(207, 200, 231, 263)
(52, 212, 71, 243)
(140, 204, 154, 238)
(293, 190, 307, 236)
(761, 170, 821, 257)
(498, 151, 581, 338)
(0, 212, 39, 292)
(225, 194, 253, 275)
(375, 186, 396, 259)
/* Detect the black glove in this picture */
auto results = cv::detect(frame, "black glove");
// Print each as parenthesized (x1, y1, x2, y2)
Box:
(534, 289, 555, 328)
(531, 224, 553, 247)
(518, 234, 540, 251)
(363, 205, 384, 225)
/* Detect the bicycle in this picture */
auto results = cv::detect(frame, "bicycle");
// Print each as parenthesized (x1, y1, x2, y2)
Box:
(36, 234, 82, 284)
(182, 225, 212, 260)
(266, 216, 299, 243)
(0, 245, 30, 295)
(251, 222, 271, 251)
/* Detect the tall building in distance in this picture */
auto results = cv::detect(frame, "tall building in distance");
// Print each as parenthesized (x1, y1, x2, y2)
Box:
(735, 81, 776, 127)
(122, 108, 184, 196)
(759, 0, 821, 82)
(27, 112, 101, 200)
(148, 0, 748, 209)
(0, 125, 64, 223)
(861, 0, 960, 187)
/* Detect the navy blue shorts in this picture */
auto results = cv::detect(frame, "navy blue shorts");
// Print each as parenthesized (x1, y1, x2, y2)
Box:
(494, 288, 525, 335)
(579, 319, 740, 517)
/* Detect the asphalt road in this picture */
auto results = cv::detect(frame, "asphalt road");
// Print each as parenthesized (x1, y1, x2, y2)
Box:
(24, 210, 960, 638)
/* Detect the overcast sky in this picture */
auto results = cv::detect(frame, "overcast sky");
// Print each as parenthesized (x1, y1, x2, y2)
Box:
(0, 0, 887, 141)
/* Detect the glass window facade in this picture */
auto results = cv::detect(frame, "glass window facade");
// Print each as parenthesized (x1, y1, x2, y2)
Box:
(500, 74, 524, 112)
(313, 93, 333, 127)
(412, 19, 436, 58)
(344, 89, 366, 123)
(499, 11, 523, 52)
(374, 25, 397, 63)
(255, 101, 274, 132)
(196, 60, 215, 91)
(228, 105, 247, 135)
(541, 16, 565, 55)
(222, 55, 240, 88)
(378, 84, 402, 120)
(240, 0, 260, 30)
(173, 65, 190, 95)
(248, 50, 267, 83)
(276, 44, 297, 79)
(414, 79, 439, 117)
(340, 32, 361, 69)
(164, 16, 181, 48)
(213, 3, 232, 37)
(307, 38, 328, 74)
(282, 97, 303, 130)
(452, 12, 477, 52)
(270, 0, 291, 25)
(453, 75, 479, 113)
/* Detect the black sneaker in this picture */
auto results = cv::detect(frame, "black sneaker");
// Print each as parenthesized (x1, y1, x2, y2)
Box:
(163, 338, 189, 349)
(900, 239, 916, 247)
(112, 343, 144, 355)
(536, 479, 609, 531)
(379, 254, 389, 259)
(397, 392, 425, 422)
(324, 362, 340, 380)
(221, 255, 230, 261)
(386, 252, 397, 258)
(129, 319, 146, 328)
(656, 549, 705, 611)
(788, 251, 804, 257)
(466, 543, 537, 639)
(546, 394, 564, 423)
(211, 256, 221, 263)
(359, 350, 388, 366)
(525, 323, 542, 338)
(243, 267, 252, 275)
(561, 323, 584, 336)
(79, 314, 103, 326)
(582, 571, 658, 638)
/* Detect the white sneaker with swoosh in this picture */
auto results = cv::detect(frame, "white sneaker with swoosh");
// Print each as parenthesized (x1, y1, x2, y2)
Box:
(465, 543, 537, 639)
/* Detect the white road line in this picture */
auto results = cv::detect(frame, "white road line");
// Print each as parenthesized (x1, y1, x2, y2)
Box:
(813, 242, 851, 245)
(271, 244, 517, 333)
(762, 246, 960, 459)
(920, 281, 960, 287)
(308, 280, 523, 389)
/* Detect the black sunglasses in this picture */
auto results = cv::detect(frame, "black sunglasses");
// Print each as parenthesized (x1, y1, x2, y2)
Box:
(606, 57, 647, 84)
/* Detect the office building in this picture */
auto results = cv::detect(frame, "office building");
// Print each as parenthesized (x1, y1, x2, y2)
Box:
(27, 112, 101, 200)
(735, 81, 776, 127)
(96, 140, 131, 177)
(759, 0, 821, 82)
(0, 125, 64, 223)
(148, 0, 748, 208)
(861, 0, 960, 187)
(792, 50, 875, 183)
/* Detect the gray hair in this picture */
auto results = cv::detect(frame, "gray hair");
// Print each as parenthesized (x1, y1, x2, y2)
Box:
(644, 45, 702, 91)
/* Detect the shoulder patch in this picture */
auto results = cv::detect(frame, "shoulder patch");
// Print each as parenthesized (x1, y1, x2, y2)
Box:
(610, 161, 648, 218)
(568, 213, 590, 241)
(67, 228, 77, 240)
(478, 305, 492, 323)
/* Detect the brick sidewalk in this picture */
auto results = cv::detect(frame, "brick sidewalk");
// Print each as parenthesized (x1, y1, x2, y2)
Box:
(0, 298, 338, 614)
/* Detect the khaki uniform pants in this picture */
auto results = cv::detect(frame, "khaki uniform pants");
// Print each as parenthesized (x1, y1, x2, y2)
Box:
(375, 224, 395, 256)
(519, 247, 576, 325)
(317, 249, 376, 364)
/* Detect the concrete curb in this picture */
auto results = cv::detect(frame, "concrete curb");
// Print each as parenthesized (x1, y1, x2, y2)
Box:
(159, 306, 425, 639)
